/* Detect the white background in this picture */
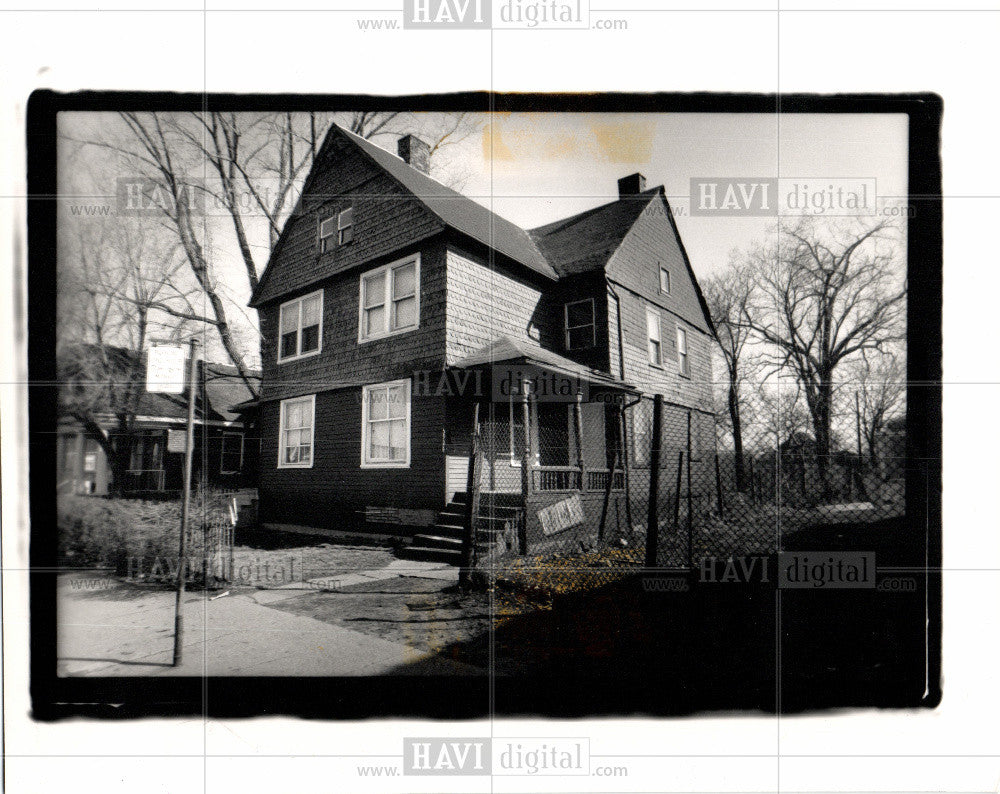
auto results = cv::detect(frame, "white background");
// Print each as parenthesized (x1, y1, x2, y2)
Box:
(2, 1, 997, 792)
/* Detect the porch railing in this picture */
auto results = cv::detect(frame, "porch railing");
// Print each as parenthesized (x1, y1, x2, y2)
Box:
(533, 467, 582, 492)
(587, 468, 625, 492)
(532, 466, 626, 493)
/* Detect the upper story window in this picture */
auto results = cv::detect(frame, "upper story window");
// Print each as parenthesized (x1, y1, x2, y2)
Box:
(659, 267, 671, 294)
(646, 307, 662, 367)
(338, 206, 354, 244)
(564, 298, 596, 350)
(220, 432, 244, 474)
(319, 206, 354, 253)
(359, 254, 420, 342)
(677, 326, 690, 377)
(278, 394, 315, 469)
(278, 290, 322, 362)
(361, 379, 411, 468)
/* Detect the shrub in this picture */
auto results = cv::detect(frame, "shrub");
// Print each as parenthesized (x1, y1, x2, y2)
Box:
(58, 491, 233, 579)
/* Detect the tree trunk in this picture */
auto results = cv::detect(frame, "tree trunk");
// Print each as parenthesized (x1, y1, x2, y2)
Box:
(727, 371, 746, 492)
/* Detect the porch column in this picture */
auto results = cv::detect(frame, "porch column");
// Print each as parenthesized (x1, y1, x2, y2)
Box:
(573, 391, 585, 491)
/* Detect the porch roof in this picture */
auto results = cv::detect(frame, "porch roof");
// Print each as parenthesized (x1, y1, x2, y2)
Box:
(453, 336, 640, 395)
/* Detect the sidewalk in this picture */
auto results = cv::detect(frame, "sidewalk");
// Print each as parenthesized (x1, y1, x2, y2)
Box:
(57, 569, 481, 677)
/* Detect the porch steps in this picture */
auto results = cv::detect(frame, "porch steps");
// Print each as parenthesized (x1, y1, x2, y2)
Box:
(398, 492, 522, 565)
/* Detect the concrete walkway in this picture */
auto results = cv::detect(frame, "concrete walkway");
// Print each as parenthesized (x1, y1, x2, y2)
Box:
(57, 570, 479, 677)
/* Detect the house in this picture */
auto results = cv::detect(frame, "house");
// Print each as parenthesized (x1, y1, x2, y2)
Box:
(57, 347, 261, 496)
(249, 123, 716, 556)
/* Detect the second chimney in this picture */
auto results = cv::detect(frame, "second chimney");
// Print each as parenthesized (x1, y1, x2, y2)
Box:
(398, 134, 431, 174)
(617, 173, 647, 198)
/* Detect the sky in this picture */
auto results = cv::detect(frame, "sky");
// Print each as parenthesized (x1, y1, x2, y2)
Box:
(58, 110, 909, 367)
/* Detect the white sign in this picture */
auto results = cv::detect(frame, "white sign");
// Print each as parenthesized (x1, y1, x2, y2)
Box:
(538, 494, 585, 536)
(166, 429, 187, 454)
(146, 343, 186, 394)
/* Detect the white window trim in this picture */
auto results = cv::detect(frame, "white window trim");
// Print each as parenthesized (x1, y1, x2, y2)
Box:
(220, 431, 244, 474)
(564, 297, 596, 350)
(360, 378, 412, 469)
(659, 267, 671, 294)
(677, 325, 690, 378)
(277, 394, 316, 470)
(277, 289, 324, 363)
(358, 254, 421, 343)
(646, 306, 663, 368)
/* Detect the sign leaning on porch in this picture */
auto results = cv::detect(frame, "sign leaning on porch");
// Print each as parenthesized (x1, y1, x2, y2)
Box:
(538, 494, 585, 536)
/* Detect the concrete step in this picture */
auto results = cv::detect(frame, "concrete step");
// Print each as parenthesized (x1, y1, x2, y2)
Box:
(412, 533, 464, 550)
(396, 545, 463, 564)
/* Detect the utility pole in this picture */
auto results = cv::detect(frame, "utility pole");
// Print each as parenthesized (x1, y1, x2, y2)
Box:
(173, 337, 199, 667)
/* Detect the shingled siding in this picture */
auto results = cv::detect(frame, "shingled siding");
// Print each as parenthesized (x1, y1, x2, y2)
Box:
(605, 194, 711, 335)
(616, 287, 714, 412)
(258, 386, 446, 529)
(444, 246, 610, 372)
(252, 134, 445, 307)
(259, 237, 448, 404)
(444, 247, 550, 363)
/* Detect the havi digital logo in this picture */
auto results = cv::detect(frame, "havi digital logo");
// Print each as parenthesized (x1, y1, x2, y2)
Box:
(403, 0, 490, 28)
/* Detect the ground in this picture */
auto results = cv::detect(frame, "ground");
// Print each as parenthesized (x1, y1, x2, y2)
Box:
(57, 516, 935, 713)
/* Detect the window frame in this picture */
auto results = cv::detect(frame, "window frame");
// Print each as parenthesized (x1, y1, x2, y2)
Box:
(357, 254, 421, 343)
(220, 431, 244, 474)
(563, 297, 596, 350)
(277, 289, 324, 363)
(318, 214, 337, 254)
(360, 378, 412, 469)
(646, 306, 663, 368)
(337, 206, 354, 245)
(659, 267, 671, 295)
(676, 325, 690, 377)
(277, 394, 316, 470)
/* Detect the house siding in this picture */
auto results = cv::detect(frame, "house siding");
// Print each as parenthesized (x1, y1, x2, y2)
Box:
(259, 237, 449, 404)
(252, 135, 446, 307)
(258, 385, 446, 528)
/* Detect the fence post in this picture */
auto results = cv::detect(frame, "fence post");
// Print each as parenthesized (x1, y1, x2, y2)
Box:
(519, 380, 531, 555)
(620, 408, 634, 530)
(686, 411, 694, 568)
(715, 453, 725, 518)
(598, 446, 618, 542)
(748, 455, 757, 505)
(459, 403, 481, 589)
(644, 395, 663, 567)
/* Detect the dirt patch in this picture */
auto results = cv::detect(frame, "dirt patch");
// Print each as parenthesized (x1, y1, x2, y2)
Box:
(267, 576, 544, 672)
(229, 543, 394, 588)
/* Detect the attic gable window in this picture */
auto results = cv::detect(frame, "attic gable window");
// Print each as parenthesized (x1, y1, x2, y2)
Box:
(564, 298, 596, 350)
(278, 290, 323, 363)
(646, 307, 662, 367)
(659, 267, 671, 294)
(359, 254, 420, 342)
(318, 206, 353, 252)
(338, 206, 354, 244)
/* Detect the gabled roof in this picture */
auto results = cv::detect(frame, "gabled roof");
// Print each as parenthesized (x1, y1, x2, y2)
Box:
(454, 335, 639, 393)
(339, 127, 556, 280)
(528, 187, 660, 277)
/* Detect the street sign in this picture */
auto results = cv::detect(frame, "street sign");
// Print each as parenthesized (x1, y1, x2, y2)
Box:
(146, 343, 186, 394)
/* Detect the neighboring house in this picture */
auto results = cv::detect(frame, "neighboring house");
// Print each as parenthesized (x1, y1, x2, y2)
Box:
(58, 351, 261, 496)
(249, 123, 716, 552)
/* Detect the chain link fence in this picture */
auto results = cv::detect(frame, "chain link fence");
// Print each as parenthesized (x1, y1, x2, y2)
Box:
(474, 396, 905, 592)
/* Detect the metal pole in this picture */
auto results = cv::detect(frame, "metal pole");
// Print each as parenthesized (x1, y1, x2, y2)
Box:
(686, 411, 693, 568)
(715, 453, 725, 518)
(519, 380, 531, 555)
(459, 403, 480, 589)
(172, 337, 198, 667)
(644, 395, 663, 568)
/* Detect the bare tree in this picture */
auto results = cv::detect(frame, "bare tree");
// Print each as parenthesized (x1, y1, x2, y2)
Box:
(742, 217, 906, 493)
(852, 350, 906, 471)
(58, 215, 195, 494)
(704, 257, 754, 491)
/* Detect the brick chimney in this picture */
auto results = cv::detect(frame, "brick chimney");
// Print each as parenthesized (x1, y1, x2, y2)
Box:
(617, 172, 647, 198)
(398, 134, 431, 174)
